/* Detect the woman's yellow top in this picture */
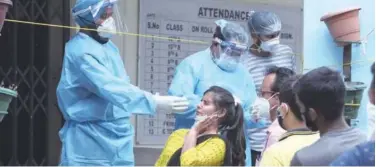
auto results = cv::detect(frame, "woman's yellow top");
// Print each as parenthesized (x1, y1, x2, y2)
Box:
(155, 129, 226, 166)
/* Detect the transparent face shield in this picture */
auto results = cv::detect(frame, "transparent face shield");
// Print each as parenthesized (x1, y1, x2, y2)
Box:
(72, 0, 128, 37)
(213, 37, 247, 62)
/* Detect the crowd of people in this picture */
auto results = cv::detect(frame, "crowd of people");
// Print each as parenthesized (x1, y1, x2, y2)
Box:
(55, 0, 375, 166)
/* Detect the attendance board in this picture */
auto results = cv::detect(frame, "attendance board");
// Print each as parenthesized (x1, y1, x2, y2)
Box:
(136, 0, 303, 145)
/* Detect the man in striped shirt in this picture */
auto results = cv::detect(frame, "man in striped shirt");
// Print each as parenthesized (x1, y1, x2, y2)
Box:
(241, 11, 296, 165)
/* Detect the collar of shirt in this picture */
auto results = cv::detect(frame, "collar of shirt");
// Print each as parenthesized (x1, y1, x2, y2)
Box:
(278, 128, 317, 141)
(264, 120, 286, 148)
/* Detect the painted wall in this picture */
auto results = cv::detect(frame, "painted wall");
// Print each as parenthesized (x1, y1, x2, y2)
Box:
(303, 0, 375, 132)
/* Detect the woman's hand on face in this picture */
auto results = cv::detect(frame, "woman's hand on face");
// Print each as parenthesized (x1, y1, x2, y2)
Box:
(192, 115, 218, 134)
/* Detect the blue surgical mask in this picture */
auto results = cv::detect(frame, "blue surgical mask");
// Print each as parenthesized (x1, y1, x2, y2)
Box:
(214, 53, 239, 72)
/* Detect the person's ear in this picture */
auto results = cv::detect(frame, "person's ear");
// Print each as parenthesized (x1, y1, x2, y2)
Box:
(280, 103, 289, 116)
(250, 33, 259, 43)
(308, 108, 318, 121)
(217, 109, 226, 118)
(211, 42, 219, 54)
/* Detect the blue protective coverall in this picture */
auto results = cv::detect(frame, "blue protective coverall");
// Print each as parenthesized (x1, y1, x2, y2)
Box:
(168, 48, 267, 166)
(57, 32, 156, 166)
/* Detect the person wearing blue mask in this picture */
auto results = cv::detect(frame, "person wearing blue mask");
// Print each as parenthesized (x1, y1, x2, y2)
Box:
(56, 0, 189, 166)
(168, 19, 267, 166)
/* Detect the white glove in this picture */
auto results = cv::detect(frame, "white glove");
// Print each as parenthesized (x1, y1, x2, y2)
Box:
(153, 93, 189, 113)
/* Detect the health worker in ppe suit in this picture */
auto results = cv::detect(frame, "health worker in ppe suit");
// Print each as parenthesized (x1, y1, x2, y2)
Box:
(168, 19, 267, 166)
(56, 0, 188, 166)
(241, 11, 297, 165)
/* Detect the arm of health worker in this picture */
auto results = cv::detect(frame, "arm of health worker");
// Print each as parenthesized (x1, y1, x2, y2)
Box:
(78, 53, 157, 115)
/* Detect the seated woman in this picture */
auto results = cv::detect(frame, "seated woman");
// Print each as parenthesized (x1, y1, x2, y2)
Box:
(155, 86, 246, 166)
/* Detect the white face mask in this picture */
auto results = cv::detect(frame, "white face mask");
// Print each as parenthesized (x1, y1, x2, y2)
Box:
(252, 97, 271, 119)
(260, 37, 280, 52)
(195, 115, 209, 122)
(193, 114, 218, 127)
(251, 94, 278, 121)
(97, 17, 117, 39)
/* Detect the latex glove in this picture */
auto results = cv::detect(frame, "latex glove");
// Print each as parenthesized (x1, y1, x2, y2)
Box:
(153, 93, 189, 112)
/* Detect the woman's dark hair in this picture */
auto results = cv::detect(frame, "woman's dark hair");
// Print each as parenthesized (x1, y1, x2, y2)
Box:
(203, 86, 245, 166)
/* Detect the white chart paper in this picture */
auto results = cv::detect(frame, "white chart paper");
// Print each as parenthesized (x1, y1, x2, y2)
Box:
(137, 0, 302, 145)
